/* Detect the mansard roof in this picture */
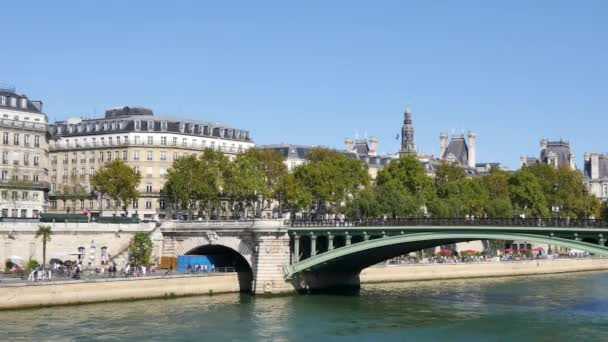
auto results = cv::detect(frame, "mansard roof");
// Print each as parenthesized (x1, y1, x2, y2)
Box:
(49, 106, 252, 142)
(541, 141, 572, 166)
(584, 154, 608, 179)
(442, 135, 469, 166)
(0, 88, 44, 114)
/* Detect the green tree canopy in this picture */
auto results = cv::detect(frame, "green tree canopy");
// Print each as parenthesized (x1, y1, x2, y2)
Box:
(91, 160, 142, 215)
(128, 232, 153, 266)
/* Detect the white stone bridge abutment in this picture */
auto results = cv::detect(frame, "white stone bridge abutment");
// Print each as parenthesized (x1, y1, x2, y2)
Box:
(160, 220, 296, 295)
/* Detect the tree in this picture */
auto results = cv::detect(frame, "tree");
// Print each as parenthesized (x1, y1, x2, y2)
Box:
(35, 225, 52, 265)
(508, 168, 549, 217)
(128, 232, 153, 266)
(376, 155, 435, 217)
(239, 148, 289, 215)
(344, 188, 381, 219)
(275, 173, 312, 218)
(224, 152, 268, 218)
(56, 176, 89, 214)
(293, 148, 370, 217)
(164, 154, 222, 219)
(91, 160, 142, 215)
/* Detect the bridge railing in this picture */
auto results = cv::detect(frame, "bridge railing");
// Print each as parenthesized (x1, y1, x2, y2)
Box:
(289, 218, 608, 228)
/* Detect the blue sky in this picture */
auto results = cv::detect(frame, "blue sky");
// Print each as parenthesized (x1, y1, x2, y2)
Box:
(2, 1, 607, 169)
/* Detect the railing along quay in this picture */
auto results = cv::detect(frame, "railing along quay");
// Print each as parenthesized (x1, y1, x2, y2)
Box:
(289, 218, 608, 229)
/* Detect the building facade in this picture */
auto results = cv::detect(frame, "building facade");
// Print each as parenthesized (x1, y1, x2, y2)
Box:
(48, 106, 254, 220)
(0, 87, 49, 218)
(584, 152, 608, 202)
(521, 139, 576, 170)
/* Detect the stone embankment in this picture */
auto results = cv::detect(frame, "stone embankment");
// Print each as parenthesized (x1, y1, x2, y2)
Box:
(3, 258, 608, 310)
(360, 258, 608, 283)
(0, 274, 242, 310)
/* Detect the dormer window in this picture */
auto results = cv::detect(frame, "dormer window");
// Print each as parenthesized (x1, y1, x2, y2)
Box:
(103, 122, 108, 131)
(86, 124, 91, 132)
(179, 122, 185, 132)
(20, 98, 27, 109)
(95, 123, 100, 131)
(77, 124, 83, 133)
(161, 121, 168, 131)
(111, 121, 117, 130)
(134, 120, 141, 131)
(219, 128, 225, 137)
(9, 97, 17, 107)
(57, 126, 63, 134)
(190, 124, 195, 133)
(0, 96, 5, 106)
(147, 120, 154, 131)
(68, 125, 74, 134)
(119, 121, 125, 130)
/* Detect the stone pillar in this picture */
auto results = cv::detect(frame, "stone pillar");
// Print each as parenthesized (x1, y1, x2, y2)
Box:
(599, 234, 605, 246)
(345, 232, 351, 245)
(310, 233, 317, 257)
(327, 232, 334, 250)
(293, 233, 300, 263)
(467, 131, 476, 168)
(252, 229, 295, 295)
(363, 231, 369, 241)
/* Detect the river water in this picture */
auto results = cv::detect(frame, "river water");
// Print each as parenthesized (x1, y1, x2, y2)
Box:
(2, 272, 608, 341)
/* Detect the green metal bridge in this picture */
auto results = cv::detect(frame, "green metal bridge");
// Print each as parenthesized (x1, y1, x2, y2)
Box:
(285, 218, 608, 279)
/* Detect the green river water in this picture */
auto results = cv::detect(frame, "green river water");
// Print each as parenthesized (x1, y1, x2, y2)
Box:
(2, 272, 608, 341)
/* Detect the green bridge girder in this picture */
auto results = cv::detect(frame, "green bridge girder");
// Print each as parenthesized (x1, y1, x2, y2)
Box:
(284, 226, 608, 278)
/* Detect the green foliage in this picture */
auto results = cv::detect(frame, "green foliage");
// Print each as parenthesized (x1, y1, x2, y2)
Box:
(128, 232, 153, 266)
(24, 259, 40, 274)
(35, 225, 52, 265)
(294, 148, 370, 216)
(91, 160, 142, 214)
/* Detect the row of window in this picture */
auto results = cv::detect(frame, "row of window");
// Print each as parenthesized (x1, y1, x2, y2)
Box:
(0, 171, 41, 183)
(1, 151, 40, 166)
(1, 132, 42, 147)
(58, 135, 242, 151)
(55, 120, 248, 141)
(55, 150, 199, 165)
(0, 96, 27, 109)
(49, 199, 166, 210)
(0, 191, 40, 201)
(0, 208, 39, 218)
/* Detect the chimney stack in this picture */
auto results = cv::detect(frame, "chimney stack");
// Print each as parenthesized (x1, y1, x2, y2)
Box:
(368, 136, 378, 156)
(344, 138, 354, 152)
(467, 131, 476, 168)
(439, 133, 448, 158)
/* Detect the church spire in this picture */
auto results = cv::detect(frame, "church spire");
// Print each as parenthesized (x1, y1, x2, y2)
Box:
(400, 107, 416, 156)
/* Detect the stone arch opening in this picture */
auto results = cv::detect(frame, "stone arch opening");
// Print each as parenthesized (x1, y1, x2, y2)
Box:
(185, 245, 253, 292)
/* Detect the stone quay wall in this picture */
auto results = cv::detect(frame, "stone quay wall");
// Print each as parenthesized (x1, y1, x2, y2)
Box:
(360, 258, 608, 284)
(0, 222, 159, 267)
(0, 274, 241, 310)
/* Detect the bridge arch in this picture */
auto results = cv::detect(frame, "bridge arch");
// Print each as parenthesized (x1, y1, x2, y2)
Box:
(286, 232, 608, 277)
(175, 235, 255, 269)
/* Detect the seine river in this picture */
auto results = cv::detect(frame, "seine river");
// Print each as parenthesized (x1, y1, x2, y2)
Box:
(2, 272, 608, 341)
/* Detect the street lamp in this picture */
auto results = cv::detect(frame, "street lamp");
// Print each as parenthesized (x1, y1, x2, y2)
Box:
(583, 186, 588, 220)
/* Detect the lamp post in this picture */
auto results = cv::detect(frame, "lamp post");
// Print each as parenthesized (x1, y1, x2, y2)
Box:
(583, 186, 588, 220)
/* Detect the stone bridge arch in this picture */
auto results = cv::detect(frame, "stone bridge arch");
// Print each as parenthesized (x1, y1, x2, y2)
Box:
(174, 235, 255, 269)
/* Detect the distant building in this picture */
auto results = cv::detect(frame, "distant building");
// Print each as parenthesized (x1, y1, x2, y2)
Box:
(399, 108, 416, 157)
(521, 139, 576, 169)
(584, 152, 608, 202)
(48, 106, 254, 219)
(439, 131, 476, 169)
(0, 87, 49, 218)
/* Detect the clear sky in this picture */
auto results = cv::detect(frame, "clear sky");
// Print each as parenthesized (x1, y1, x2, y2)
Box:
(2, 1, 607, 169)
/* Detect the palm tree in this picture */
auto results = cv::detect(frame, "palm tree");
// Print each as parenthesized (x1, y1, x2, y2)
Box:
(35, 225, 52, 265)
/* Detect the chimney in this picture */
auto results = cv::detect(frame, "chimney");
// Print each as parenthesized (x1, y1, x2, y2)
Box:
(344, 138, 354, 152)
(467, 131, 476, 168)
(591, 153, 600, 179)
(368, 136, 378, 156)
(439, 133, 448, 158)
(540, 139, 548, 151)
